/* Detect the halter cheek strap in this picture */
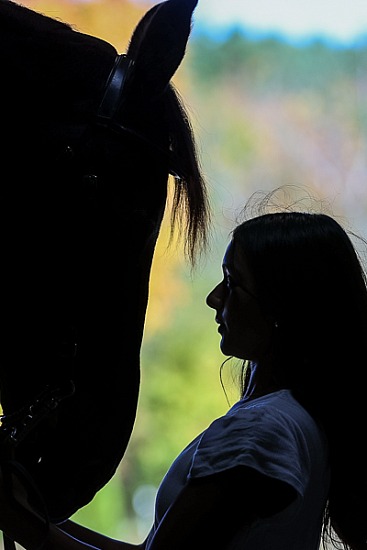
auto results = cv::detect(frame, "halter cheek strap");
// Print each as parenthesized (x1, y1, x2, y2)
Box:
(60, 53, 186, 179)
(95, 53, 186, 180)
(97, 54, 134, 123)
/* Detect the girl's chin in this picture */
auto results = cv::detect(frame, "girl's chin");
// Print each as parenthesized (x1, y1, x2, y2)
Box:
(219, 339, 235, 357)
(220, 340, 247, 360)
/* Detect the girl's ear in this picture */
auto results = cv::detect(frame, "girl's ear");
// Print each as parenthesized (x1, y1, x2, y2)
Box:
(126, 0, 198, 97)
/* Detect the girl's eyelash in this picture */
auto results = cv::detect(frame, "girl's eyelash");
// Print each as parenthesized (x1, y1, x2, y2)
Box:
(225, 273, 236, 288)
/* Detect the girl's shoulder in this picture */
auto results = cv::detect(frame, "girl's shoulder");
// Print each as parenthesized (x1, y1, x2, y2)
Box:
(189, 389, 328, 495)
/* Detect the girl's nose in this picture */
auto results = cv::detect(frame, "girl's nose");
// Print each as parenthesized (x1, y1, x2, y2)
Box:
(206, 283, 222, 310)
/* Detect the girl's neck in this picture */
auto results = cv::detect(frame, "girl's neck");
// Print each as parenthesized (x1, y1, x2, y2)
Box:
(243, 360, 282, 401)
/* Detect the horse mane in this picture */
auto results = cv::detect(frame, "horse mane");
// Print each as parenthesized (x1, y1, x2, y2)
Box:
(124, 0, 211, 265)
(165, 82, 211, 266)
(0, 0, 71, 31)
(0, 0, 116, 123)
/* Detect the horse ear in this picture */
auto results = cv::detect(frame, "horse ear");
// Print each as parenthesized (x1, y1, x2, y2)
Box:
(126, 0, 198, 97)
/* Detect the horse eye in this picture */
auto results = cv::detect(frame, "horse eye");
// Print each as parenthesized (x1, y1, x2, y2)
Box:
(83, 174, 98, 186)
(82, 174, 99, 200)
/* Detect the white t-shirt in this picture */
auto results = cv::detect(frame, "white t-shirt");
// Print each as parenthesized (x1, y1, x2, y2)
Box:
(146, 389, 330, 550)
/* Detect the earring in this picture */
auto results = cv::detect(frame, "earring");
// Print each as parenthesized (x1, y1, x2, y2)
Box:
(274, 321, 279, 329)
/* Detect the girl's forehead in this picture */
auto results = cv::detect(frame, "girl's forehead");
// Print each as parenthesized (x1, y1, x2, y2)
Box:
(224, 238, 255, 282)
(223, 239, 236, 266)
(224, 239, 245, 269)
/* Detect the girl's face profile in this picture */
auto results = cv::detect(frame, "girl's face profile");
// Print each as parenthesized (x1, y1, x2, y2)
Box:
(206, 239, 273, 360)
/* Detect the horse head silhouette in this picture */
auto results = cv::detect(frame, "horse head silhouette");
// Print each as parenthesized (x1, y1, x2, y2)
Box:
(0, 0, 209, 522)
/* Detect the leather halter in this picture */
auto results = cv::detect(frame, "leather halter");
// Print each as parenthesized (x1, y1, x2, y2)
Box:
(98, 54, 133, 123)
(96, 54, 185, 180)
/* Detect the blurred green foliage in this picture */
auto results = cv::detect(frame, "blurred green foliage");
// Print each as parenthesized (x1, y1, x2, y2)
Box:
(190, 31, 367, 94)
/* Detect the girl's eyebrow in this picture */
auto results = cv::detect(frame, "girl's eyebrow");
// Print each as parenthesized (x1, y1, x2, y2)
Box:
(223, 263, 240, 280)
(223, 264, 258, 299)
(222, 264, 236, 280)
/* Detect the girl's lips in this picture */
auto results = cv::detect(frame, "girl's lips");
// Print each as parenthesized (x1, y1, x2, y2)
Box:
(215, 316, 224, 333)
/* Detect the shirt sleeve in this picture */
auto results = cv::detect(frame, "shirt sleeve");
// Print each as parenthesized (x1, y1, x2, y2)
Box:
(187, 403, 312, 498)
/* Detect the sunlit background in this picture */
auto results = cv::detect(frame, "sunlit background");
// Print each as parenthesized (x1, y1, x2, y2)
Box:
(5, 0, 367, 546)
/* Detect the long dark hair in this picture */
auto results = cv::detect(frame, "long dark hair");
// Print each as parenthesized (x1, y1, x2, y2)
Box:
(232, 210, 367, 550)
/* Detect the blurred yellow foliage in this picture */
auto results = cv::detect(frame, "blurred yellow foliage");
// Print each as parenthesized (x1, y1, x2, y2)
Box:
(20, 0, 146, 51)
